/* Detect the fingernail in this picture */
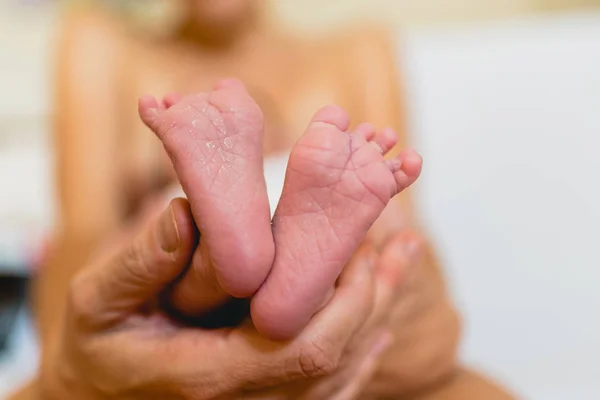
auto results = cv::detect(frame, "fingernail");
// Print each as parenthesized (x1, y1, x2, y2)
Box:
(370, 330, 393, 358)
(405, 238, 421, 264)
(366, 251, 377, 270)
(158, 204, 180, 253)
(354, 245, 376, 271)
(390, 237, 420, 264)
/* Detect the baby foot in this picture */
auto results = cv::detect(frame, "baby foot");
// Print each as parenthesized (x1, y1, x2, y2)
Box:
(139, 79, 274, 302)
(251, 105, 422, 339)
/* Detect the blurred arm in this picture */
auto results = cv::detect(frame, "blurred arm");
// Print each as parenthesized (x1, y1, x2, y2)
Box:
(403, 369, 516, 400)
(53, 9, 124, 236)
(7, 10, 129, 400)
(8, 381, 37, 400)
(36, 7, 125, 352)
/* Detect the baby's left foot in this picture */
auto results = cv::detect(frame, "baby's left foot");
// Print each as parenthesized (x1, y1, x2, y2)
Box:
(251, 105, 422, 339)
(139, 80, 274, 307)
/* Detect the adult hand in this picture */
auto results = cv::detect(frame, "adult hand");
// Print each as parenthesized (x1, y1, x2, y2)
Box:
(231, 232, 422, 400)
(38, 198, 393, 400)
(364, 234, 462, 398)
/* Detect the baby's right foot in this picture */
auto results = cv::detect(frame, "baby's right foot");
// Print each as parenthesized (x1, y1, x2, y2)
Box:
(139, 80, 274, 306)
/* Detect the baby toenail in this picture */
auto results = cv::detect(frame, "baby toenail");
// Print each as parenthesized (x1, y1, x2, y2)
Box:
(387, 159, 403, 172)
(370, 141, 384, 154)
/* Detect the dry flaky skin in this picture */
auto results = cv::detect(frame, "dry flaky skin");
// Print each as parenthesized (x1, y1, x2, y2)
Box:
(139, 83, 276, 305)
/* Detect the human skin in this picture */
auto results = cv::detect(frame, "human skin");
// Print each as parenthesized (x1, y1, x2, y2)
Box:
(17, 1, 516, 398)
(9, 196, 514, 399)
(140, 80, 422, 339)
(13, 198, 421, 400)
(5, 206, 512, 400)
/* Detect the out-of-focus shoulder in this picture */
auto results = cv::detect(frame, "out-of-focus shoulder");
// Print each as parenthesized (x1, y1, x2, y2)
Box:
(56, 5, 127, 61)
(313, 24, 400, 87)
(317, 25, 406, 131)
(338, 25, 399, 66)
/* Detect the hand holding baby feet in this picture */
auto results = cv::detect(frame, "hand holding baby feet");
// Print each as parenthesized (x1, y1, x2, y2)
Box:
(140, 83, 421, 338)
(139, 79, 274, 313)
(251, 105, 422, 339)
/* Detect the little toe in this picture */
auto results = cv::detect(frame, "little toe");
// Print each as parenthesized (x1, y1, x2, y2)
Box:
(354, 123, 377, 141)
(387, 148, 423, 193)
(369, 127, 398, 155)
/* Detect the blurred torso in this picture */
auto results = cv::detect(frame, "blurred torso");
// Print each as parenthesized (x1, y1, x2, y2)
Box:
(108, 20, 362, 211)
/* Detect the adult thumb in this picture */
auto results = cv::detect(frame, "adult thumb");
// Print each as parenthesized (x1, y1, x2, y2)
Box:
(70, 198, 196, 329)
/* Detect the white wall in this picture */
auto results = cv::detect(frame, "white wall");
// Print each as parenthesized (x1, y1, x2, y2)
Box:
(275, 0, 534, 30)
(0, 3, 57, 118)
(403, 11, 600, 399)
(0, 4, 57, 272)
(274, 0, 599, 31)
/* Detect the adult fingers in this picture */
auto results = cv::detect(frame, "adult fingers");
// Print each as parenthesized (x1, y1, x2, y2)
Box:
(173, 244, 378, 393)
(68, 198, 197, 330)
(292, 243, 377, 378)
(215, 234, 420, 393)
(329, 331, 393, 400)
(364, 231, 422, 332)
(295, 234, 422, 400)
(126, 243, 378, 397)
(295, 328, 393, 400)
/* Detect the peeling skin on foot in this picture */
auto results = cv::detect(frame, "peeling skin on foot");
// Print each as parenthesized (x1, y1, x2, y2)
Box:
(217, 147, 234, 162)
(201, 104, 228, 136)
(223, 137, 234, 149)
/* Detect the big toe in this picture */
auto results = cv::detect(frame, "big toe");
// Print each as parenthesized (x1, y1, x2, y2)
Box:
(310, 105, 351, 131)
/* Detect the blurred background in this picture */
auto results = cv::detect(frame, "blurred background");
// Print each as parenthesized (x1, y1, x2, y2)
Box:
(1, 0, 600, 398)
